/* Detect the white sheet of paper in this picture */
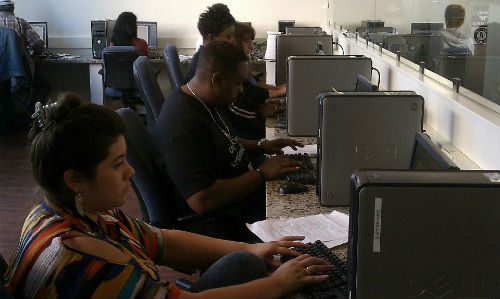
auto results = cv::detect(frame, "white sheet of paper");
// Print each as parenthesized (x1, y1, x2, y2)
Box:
(246, 210, 349, 248)
(282, 144, 317, 156)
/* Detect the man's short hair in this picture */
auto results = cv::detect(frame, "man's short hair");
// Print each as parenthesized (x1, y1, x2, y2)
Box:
(0, 4, 14, 12)
(445, 4, 465, 20)
(197, 41, 248, 77)
(197, 3, 235, 38)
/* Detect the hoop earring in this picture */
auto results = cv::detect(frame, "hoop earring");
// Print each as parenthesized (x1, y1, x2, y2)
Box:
(75, 193, 85, 217)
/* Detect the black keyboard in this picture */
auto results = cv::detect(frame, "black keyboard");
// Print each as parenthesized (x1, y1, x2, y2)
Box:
(275, 111, 286, 129)
(285, 153, 317, 185)
(282, 240, 348, 299)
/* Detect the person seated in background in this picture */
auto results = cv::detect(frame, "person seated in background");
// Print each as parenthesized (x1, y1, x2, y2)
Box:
(228, 21, 286, 140)
(110, 11, 149, 56)
(440, 4, 474, 55)
(2, 93, 331, 298)
(0, 0, 50, 132)
(235, 21, 286, 98)
(155, 42, 304, 241)
(183, 3, 236, 83)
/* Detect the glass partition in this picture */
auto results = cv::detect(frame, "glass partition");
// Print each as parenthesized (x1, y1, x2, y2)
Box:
(327, 0, 500, 108)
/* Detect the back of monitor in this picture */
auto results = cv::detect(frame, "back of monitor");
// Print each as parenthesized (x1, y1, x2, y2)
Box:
(317, 91, 423, 206)
(286, 56, 372, 136)
(275, 34, 333, 85)
(349, 169, 500, 298)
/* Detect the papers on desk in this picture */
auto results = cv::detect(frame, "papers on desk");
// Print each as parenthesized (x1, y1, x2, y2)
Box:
(246, 210, 349, 248)
(282, 144, 317, 156)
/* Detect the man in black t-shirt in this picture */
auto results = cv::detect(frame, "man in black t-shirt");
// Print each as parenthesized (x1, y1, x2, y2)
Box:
(155, 42, 303, 241)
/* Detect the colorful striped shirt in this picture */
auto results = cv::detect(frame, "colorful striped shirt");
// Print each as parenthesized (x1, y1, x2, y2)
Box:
(2, 198, 180, 298)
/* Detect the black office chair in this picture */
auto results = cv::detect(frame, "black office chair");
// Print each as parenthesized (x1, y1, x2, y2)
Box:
(133, 56, 165, 132)
(164, 44, 184, 90)
(101, 46, 141, 107)
(1, 253, 15, 299)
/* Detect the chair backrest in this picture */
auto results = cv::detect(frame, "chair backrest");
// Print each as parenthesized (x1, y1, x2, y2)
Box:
(102, 46, 139, 90)
(0, 253, 15, 299)
(133, 56, 164, 131)
(164, 44, 184, 90)
(116, 108, 178, 228)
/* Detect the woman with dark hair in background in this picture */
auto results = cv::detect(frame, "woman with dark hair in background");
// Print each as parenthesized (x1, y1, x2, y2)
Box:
(2, 93, 331, 298)
(110, 11, 149, 56)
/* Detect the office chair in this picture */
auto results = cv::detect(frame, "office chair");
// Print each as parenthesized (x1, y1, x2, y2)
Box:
(116, 108, 212, 229)
(1, 253, 15, 299)
(101, 46, 141, 106)
(164, 44, 184, 90)
(133, 56, 165, 132)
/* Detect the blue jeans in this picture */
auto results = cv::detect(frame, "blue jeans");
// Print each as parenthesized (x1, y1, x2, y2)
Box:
(190, 251, 269, 292)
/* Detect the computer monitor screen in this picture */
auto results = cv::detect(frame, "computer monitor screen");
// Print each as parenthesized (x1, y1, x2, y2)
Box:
(410, 132, 459, 170)
(411, 22, 443, 34)
(29, 21, 48, 48)
(278, 20, 295, 33)
(137, 21, 157, 49)
(355, 74, 378, 91)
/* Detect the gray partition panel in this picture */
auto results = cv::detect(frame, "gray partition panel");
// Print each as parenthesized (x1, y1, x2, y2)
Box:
(275, 34, 333, 85)
(317, 91, 423, 206)
(286, 55, 372, 136)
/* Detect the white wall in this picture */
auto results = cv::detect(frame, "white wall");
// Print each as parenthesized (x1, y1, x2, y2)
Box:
(15, 0, 328, 48)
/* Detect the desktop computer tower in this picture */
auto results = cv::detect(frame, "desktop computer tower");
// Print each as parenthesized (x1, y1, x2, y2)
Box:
(275, 34, 333, 85)
(91, 20, 115, 59)
(317, 91, 423, 206)
(348, 169, 500, 298)
(286, 55, 372, 137)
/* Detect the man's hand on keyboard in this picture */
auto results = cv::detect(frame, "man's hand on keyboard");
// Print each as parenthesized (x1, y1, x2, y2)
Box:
(260, 138, 304, 155)
(270, 254, 333, 296)
(258, 155, 302, 180)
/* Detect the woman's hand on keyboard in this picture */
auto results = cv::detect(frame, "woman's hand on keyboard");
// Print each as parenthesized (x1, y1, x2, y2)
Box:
(245, 236, 308, 269)
(270, 254, 332, 295)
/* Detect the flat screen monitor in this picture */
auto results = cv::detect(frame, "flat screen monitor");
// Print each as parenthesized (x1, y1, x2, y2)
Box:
(137, 21, 157, 49)
(355, 74, 378, 91)
(29, 21, 48, 48)
(410, 132, 459, 170)
(278, 20, 295, 33)
(411, 22, 443, 34)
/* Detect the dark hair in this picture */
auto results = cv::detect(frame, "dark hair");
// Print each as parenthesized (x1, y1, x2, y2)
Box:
(445, 4, 465, 20)
(28, 93, 126, 213)
(0, 4, 14, 12)
(197, 3, 235, 38)
(234, 22, 255, 50)
(111, 11, 138, 46)
(197, 41, 248, 77)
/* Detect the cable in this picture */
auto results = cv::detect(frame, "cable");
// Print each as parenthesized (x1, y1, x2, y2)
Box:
(372, 67, 381, 88)
(333, 42, 345, 55)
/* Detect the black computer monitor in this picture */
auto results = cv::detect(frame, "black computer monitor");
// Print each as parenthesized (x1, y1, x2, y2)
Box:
(411, 22, 444, 34)
(278, 20, 295, 33)
(355, 74, 378, 91)
(410, 132, 459, 170)
(29, 21, 48, 48)
(137, 21, 157, 49)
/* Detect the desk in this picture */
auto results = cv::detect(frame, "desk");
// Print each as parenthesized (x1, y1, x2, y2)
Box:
(37, 50, 266, 107)
(264, 117, 349, 258)
(36, 48, 166, 105)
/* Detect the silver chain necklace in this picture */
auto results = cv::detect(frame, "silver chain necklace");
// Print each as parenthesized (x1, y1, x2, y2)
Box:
(186, 83, 243, 164)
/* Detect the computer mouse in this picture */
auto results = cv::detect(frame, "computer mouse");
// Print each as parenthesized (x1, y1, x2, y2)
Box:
(278, 182, 308, 195)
